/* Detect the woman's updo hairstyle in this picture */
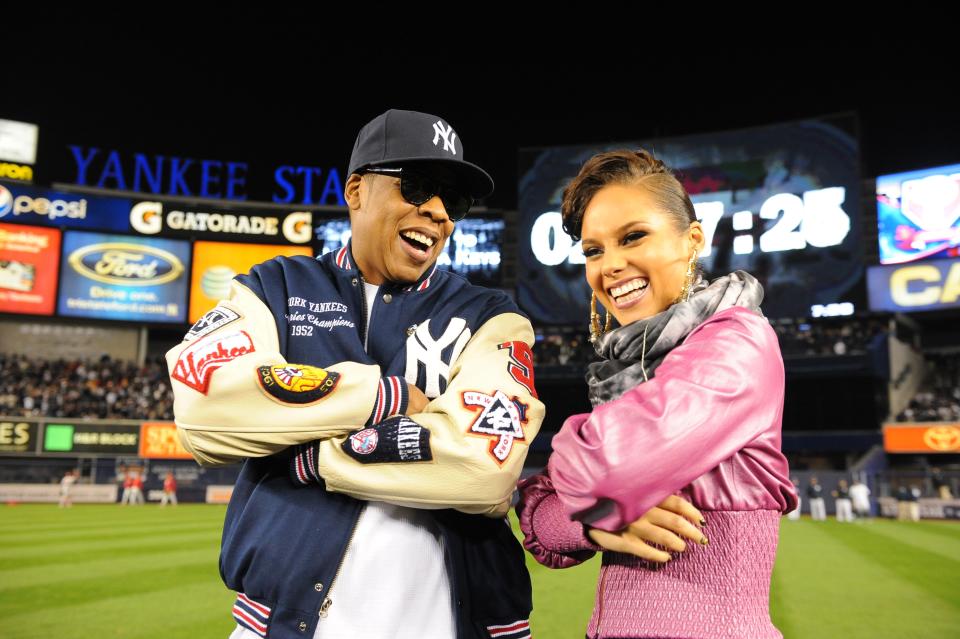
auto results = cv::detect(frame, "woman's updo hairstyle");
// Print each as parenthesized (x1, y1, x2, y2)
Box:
(560, 149, 697, 242)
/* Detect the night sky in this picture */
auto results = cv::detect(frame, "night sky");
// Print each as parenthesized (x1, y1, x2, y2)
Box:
(6, 22, 955, 210)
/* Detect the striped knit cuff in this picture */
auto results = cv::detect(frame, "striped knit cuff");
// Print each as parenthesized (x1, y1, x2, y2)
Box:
(289, 442, 322, 486)
(367, 376, 409, 425)
(232, 592, 272, 637)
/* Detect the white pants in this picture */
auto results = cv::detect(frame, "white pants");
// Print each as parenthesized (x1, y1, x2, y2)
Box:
(161, 491, 178, 506)
(787, 497, 801, 520)
(810, 497, 827, 521)
(835, 498, 853, 522)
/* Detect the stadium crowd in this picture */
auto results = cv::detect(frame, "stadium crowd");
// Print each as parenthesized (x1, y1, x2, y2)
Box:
(770, 317, 888, 357)
(894, 352, 960, 423)
(533, 316, 890, 367)
(0, 354, 174, 420)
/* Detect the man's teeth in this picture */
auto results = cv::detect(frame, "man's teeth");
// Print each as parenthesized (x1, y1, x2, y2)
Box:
(401, 231, 434, 247)
(610, 278, 648, 298)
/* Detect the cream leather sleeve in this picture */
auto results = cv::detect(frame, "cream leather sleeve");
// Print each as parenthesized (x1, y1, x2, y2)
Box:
(313, 312, 544, 517)
(165, 280, 382, 466)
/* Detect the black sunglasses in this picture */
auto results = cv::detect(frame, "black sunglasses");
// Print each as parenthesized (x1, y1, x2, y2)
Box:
(362, 167, 473, 221)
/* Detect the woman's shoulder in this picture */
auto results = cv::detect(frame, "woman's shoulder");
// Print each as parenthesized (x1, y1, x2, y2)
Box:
(687, 305, 778, 349)
(675, 305, 783, 385)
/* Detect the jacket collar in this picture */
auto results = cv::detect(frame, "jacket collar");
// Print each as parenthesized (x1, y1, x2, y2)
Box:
(329, 240, 439, 292)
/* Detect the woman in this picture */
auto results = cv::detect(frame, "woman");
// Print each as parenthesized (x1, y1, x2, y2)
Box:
(517, 149, 797, 639)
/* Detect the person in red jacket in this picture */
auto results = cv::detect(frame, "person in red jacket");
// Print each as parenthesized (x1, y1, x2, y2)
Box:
(161, 471, 178, 507)
(516, 149, 797, 639)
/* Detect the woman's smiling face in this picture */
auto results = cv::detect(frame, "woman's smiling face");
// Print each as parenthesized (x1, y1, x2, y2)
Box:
(580, 183, 705, 325)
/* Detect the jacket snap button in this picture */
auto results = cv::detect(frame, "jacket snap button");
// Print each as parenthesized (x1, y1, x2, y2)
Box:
(351, 278, 358, 286)
(298, 621, 307, 632)
(406, 324, 417, 336)
(382, 293, 393, 303)
(314, 583, 324, 592)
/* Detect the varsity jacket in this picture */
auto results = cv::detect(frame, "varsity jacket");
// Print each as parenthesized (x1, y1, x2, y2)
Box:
(165, 244, 543, 639)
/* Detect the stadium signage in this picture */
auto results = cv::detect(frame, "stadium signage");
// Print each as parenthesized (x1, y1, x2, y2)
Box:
(0, 162, 33, 181)
(41, 423, 140, 454)
(867, 258, 960, 312)
(0, 421, 38, 454)
(0, 185, 87, 222)
(67, 243, 184, 286)
(68, 146, 345, 205)
(883, 423, 960, 453)
(139, 422, 194, 460)
(130, 201, 312, 244)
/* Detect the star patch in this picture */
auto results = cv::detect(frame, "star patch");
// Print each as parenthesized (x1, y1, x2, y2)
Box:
(256, 364, 341, 405)
(462, 390, 527, 465)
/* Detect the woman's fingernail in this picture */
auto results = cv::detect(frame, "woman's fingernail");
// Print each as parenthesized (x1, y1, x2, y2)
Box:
(699, 536, 709, 546)
(700, 518, 707, 527)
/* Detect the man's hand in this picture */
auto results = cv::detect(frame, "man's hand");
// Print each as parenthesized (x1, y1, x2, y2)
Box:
(587, 495, 707, 563)
(407, 384, 430, 414)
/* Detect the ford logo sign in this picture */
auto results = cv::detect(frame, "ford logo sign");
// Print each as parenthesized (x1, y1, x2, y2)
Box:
(68, 243, 184, 286)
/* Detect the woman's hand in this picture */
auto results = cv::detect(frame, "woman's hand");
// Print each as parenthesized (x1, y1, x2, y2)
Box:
(407, 384, 430, 414)
(587, 495, 707, 563)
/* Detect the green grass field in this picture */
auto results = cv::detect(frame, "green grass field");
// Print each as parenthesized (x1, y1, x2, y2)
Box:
(1, 505, 958, 638)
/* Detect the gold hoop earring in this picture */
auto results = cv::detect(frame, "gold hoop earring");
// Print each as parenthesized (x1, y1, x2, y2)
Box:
(589, 292, 613, 343)
(677, 250, 699, 304)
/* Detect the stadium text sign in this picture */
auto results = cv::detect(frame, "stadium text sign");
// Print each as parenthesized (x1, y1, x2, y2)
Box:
(867, 258, 960, 312)
(41, 423, 140, 455)
(0, 421, 38, 454)
(68, 146, 345, 206)
(139, 422, 194, 460)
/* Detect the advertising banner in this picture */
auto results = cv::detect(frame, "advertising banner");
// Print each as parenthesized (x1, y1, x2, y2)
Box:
(189, 240, 312, 322)
(0, 222, 60, 315)
(57, 231, 191, 323)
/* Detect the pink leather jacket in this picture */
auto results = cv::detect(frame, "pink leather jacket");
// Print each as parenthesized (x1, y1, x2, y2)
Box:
(517, 306, 798, 639)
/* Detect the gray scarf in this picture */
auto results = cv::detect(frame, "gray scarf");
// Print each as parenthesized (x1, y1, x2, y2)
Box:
(586, 270, 765, 407)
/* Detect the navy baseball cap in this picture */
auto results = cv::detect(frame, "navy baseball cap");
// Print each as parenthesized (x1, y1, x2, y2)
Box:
(348, 109, 495, 199)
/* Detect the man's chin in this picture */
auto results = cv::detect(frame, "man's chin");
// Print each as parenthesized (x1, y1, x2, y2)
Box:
(386, 260, 433, 286)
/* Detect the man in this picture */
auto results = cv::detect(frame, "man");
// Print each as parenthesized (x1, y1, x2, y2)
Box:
(932, 467, 952, 500)
(807, 476, 826, 521)
(849, 476, 871, 520)
(160, 471, 177, 507)
(166, 110, 543, 639)
(786, 476, 801, 521)
(832, 478, 853, 522)
(58, 469, 76, 508)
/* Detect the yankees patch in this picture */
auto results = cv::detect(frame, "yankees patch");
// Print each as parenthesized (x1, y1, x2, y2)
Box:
(256, 364, 340, 405)
(172, 330, 255, 394)
(462, 390, 527, 465)
(184, 306, 240, 342)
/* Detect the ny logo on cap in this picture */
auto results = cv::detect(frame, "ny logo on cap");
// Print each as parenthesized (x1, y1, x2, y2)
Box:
(432, 121, 457, 155)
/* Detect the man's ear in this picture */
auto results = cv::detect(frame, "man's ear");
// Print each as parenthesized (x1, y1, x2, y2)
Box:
(344, 173, 364, 212)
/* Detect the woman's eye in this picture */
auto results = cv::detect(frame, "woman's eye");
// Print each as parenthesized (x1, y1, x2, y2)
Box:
(582, 247, 601, 258)
(623, 231, 646, 244)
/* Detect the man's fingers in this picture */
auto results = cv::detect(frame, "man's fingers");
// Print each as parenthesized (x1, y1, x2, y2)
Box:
(645, 508, 708, 545)
(658, 495, 706, 527)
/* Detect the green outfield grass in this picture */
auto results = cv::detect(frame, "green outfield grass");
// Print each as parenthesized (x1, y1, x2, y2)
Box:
(1, 505, 958, 638)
